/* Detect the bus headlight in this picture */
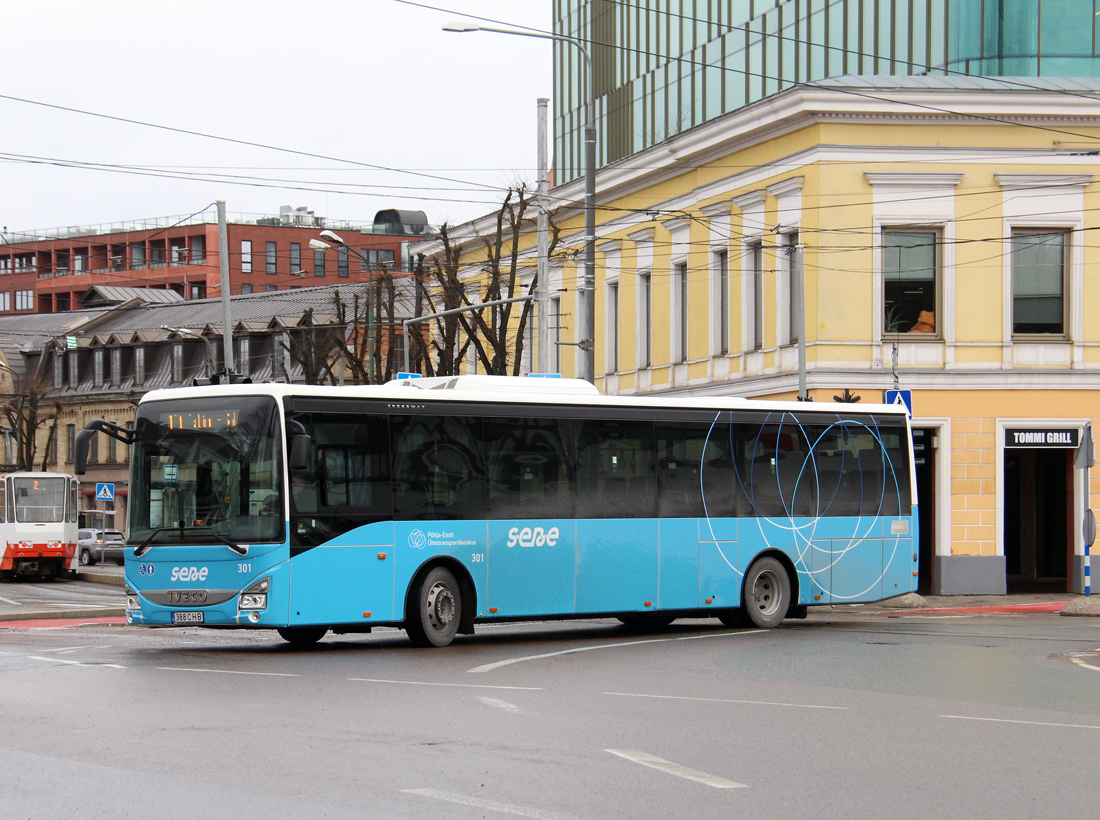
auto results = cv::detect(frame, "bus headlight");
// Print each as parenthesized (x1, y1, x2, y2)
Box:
(239, 578, 270, 611)
(124, 584, 141, 611)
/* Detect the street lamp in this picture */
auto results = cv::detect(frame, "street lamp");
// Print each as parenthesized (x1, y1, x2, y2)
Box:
(161, 325, 215, 378)
(443, 21, 597, 384)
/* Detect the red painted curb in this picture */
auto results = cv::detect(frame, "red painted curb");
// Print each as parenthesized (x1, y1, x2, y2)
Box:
(0, 616, 127, 629)
(886, 602, 1067, 615)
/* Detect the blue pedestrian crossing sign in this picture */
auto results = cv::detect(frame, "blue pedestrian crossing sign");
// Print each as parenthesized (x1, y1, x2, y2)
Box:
(883, 389, 913, 416)
(96, 483, 115, 501)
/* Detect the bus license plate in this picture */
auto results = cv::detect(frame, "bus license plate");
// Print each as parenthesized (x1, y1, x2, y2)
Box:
(171, 611, 204, 624)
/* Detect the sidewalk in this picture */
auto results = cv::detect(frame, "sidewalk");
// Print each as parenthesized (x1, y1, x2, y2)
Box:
(4, 571, 1098, 626)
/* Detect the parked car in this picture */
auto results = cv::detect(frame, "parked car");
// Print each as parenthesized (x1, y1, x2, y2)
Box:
(77, 528, 126, 566)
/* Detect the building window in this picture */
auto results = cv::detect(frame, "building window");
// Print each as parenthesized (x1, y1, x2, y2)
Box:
(238, 336, 251, 377)
(191, 236, 206, 265)
(110, 348, 121, 385)
(338, 248, 349, 278)
(1012, 230, 1067, 336)
(314, 249, 326, 277)
(134, 346, 145, 386)
(749, 242, 764, 350)
(241, 283, 253, 294)
(88, 432, 99, 465)
(172, 343, 183, 383)
(66, 424, 75, 463)
(54, 353, 64, 388)
(48, 429, 58, 466)
(784, 233, 799, 345)
(639, 270, 652, 368)
(266, 285, 277, 292)
(607, 281, 619, 373)
(717, 250, 729, 355)
(131, 243, 146, 269)
(241, 240, 252, 273)
(883, 229, 938, 336)
(15, 290, 33, 311)
(68, 351, 78, 389)
(266, 241, 277, 274)
(673, 261, 688, 362)
(0, 292, 9, 312)
(290, 242, 301, 275)
(107, 433, 117, 464)
(170, 239, 188, 266)
(364, 249, 395, 268)
(92, 349, 104, 386)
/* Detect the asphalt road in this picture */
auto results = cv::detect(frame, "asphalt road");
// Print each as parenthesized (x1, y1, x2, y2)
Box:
(2, 610, 1099, 820)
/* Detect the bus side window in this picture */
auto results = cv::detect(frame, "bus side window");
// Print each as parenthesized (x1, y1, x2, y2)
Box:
(574, 419, 656, 519)
(483, 417, 573, 520)
(391, 415, 486, 521)
(656, 421, 741, 518)
(0, 479, 5, 523)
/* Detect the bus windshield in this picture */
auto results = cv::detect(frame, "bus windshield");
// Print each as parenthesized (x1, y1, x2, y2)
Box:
(129, 396, 283, 546)
(13, 477, 69, 523)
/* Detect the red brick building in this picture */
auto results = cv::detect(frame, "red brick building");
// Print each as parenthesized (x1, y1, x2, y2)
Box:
(0, 206, 430, 314)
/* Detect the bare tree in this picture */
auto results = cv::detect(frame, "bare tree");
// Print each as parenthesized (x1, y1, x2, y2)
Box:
(420, 185, 558, 377)
(1, 364, 61, 471)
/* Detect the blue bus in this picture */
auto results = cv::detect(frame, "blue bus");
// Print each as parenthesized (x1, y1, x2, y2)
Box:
(76, 376, 916, 646)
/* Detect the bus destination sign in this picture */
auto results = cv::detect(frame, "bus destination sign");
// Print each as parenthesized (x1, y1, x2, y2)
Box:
(1004, 428, 1079, 449)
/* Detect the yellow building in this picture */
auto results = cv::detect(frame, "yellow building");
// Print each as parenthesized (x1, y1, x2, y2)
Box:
(417, 77, 1100, 596)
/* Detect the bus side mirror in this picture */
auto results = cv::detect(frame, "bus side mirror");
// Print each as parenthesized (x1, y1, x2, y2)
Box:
(74, 428, 96, 475)
(289, 434, 311, 471)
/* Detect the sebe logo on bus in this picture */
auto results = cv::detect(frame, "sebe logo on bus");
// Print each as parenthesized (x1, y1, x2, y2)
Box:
(506, 526, 559, 548)
(170, 566, 209, 582)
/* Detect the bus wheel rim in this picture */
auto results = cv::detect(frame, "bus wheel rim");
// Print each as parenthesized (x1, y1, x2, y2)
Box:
(752, 570, 779, 616)
(426, 582, 455, 631)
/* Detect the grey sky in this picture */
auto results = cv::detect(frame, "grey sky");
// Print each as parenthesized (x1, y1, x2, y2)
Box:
(1, 0, 551, 233)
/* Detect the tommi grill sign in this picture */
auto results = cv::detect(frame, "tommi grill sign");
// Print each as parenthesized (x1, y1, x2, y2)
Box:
(1004, 428, 1080, 449)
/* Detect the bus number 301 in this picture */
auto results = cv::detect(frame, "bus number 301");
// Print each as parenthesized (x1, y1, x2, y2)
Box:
(471, 554, 484, 563)
(238, 563, 252, 573)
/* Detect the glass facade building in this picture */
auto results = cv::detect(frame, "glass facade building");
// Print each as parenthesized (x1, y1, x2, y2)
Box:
(553, 0, 1100, 184)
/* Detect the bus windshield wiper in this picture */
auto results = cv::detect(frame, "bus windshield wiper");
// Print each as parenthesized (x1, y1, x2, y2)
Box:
(132, 528, 247, 557)
(209, 533, 248, 556)
(133, 527, 184, 558)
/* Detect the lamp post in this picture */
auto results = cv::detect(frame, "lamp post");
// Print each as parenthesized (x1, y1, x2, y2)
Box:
(443, 22, 597, 384)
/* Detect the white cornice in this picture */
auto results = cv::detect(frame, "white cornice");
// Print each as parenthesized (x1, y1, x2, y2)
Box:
(766, 176, 805, 197)
(698, 199, 732, 218)
(732, 190, 766, 210)
(661, 215, 691, 234)
(865, 172, 965, 187)
(995, 173, 1094, 189)
(596, 239, 622, 255)
(627, 227, 656, 245)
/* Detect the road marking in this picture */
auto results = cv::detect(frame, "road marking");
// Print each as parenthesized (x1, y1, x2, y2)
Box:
(476, 696, 523, 714)
(604, 691, 848, 710)
(402, 788, 579, 820)
(158, 667, 298, 677)
(0, 595, 21, 605)
(1068, 648, 1100, 673)
(468, 629, 766, 674)
(605, 749, 747, 789)
(28, 656, 125, 669)
(941, 715, 1100, 731)
(350, 678, 542, 691)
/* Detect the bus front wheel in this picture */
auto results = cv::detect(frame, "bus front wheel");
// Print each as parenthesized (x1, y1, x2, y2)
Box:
(406, 566, 462, 648)
(742, 557, 791, 629)
(277, 626, 328, 646)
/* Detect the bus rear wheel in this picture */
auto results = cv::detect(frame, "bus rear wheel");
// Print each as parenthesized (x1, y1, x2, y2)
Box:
(406, 566, 462, 648)
(277, 626, 328, 646)
(742, 557, 791, 629)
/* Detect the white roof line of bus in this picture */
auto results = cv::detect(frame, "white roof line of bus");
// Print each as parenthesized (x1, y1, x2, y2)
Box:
(137, 381, 910, 415)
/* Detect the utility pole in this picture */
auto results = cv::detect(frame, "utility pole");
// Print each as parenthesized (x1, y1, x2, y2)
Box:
(537, 97, 551, 374)
(217, 201, 235, 376)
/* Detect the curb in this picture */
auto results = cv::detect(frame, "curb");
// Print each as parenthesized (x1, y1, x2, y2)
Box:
(73, 571, 125, 587)
(0, 607, 126, 623)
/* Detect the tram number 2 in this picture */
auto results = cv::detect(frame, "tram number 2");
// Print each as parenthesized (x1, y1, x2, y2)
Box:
(471, 553, 484, 563)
